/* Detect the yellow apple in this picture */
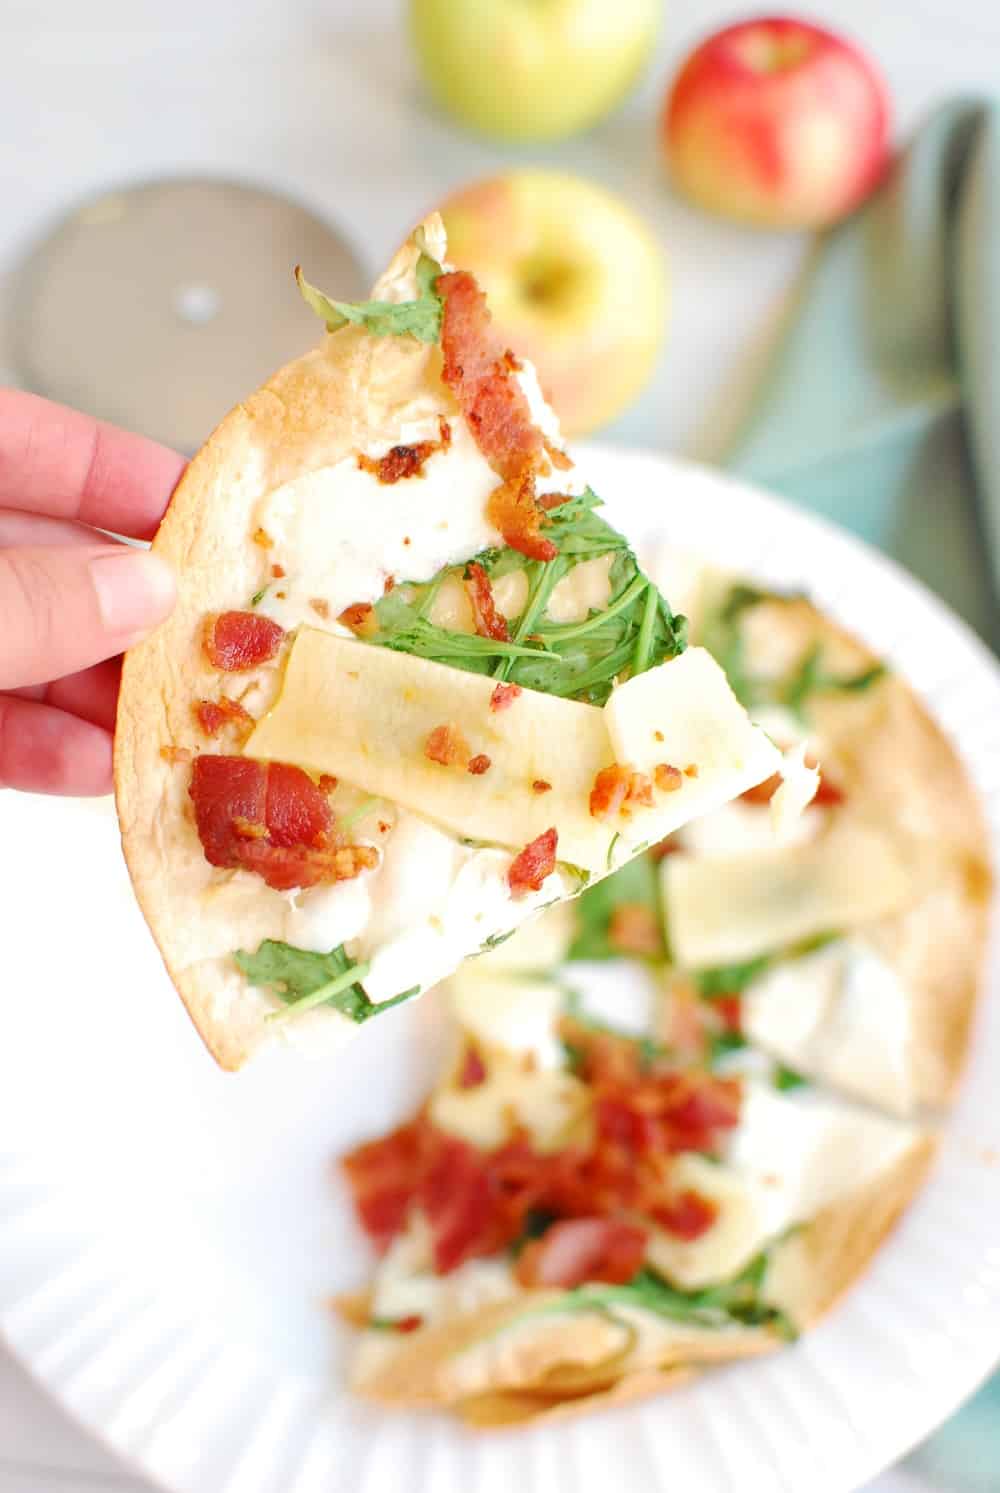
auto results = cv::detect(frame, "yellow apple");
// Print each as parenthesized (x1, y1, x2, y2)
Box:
(409, 0, 660, 143)
(438, 170, 668, 438)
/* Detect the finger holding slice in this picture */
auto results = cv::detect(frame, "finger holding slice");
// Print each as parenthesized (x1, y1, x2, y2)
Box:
(115, 214, 790, 1071)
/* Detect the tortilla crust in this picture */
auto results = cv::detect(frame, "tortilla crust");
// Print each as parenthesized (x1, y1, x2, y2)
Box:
(349, 1131, 932, 1421)
(739, 597, 991, 1109)
(114, 224, 452, 1070)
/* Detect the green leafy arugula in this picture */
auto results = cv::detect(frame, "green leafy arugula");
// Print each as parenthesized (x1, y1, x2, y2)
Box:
(567, 851, 666, 962)
(295, 248, 443, 343)
(505, 1253, 795, 1339)
(694, 956, 773, 999)
(773, 1064, 808, 1092)
(372, 491, 686, 707)
(701, 583, 887, 719)
(234, 939, 418, 1025)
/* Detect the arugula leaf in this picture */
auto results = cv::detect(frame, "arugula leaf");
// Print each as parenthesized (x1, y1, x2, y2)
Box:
(234, 939, 418, 1024)
(782, 647, 887, 719)
(370, 489, 686, 707)
(694, 956, 772, 998)
(773, 1063, 808, 1092)
(568, 852, 665, 962)
(708, 1029, 749, 1063)
(248, 585, 268, 608)
(295, 250, 443, 343)
(519, 1254, 795, 1338)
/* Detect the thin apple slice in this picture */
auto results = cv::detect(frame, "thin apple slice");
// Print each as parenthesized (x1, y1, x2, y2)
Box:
(246, 628, 615, 871)
(662, 818, 918, 968)
(604, 648, 782, 849)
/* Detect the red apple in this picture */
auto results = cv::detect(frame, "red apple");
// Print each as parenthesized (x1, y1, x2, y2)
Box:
(662, 17, 890, 229)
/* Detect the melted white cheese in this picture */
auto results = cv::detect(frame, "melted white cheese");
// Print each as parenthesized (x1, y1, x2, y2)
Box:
(352, 813, 568, 1004)
(679, 799, 823, 856)
(448, 971, 566, 1071)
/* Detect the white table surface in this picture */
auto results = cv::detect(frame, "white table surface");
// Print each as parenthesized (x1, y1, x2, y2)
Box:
(1, 1, 997, 1488)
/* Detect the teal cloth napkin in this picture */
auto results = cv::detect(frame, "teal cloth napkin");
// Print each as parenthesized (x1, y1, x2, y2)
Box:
(727, 99, 1000, 650)
(728, 100, 1000, 1489)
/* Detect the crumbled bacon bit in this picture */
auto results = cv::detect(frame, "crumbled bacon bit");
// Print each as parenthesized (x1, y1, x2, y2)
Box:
(467, 753, 492, 776)
(654, 762, 683, 793)
(532, 779, 552, 794)
(486, 470, 557, 562)
(425, 723, 471, 769)
(203, 611, 285, 671)
(464, 562, 510, 642)
(403, 536, 411, 546)
(310, 598, 330, 619)
(275, 590, 287, 600)
(608, 902, 662, 958)
(458, 1046, 487, 1089)
(684, 763, 699, 778)
(654, 730, 664, 742)
(271, 563, 286, 579)
(535, 490, 572, 512)
(337, 602, 377, 638)
(159, 744, 191, 764)
(377, 819, 391, 834)
(252, 527, 272, 548)
(356, 418, 452, 484)
(502, 348, 522, 372)
(713, 995, 743, 1035)
(393, 1314, 424, 1334)
(318, 774, 338, 793)
(653, 1190, 718, 1241)
(544, 440, 573, 472)
(383, 575, 396, 594)
(508, 827, 557, 898)
(194, 696, 253, 739)
(589, 763, 654, 821)
(490, 682, 522, 712)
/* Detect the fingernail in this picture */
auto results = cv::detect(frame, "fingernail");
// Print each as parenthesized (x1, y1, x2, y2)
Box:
(90, 548, 176, 636)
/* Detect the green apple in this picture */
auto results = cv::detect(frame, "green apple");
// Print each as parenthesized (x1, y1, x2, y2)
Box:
(438, 169, 668, 437)
(410, 0, 660, 143)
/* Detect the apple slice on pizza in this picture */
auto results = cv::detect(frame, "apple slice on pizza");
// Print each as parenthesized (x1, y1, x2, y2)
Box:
(115, 216, 795, 1070)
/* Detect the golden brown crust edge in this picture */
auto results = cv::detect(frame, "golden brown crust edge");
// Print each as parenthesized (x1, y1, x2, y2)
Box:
(741, 597, 992, 1110)
(114, 232, 444, 1071)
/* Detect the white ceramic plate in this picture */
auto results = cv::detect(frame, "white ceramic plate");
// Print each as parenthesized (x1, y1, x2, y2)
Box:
(2, 448, 999, 1493)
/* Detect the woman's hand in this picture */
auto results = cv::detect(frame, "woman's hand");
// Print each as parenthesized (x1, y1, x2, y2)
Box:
(0, 390, 184, 795)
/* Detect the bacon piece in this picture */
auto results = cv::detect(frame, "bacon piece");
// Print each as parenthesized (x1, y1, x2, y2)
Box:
(438, 272, 544, 482)
(194, 696, 253, 739)
(544, 440, 573, 472)
(490, 682, 522, 712)
(713, 995, 743, 1034)
(536, 490, 572, 513)
(608, 903, 662, 958)
(486, 470, 557, 562)
(654, 762, 683, 793)
(653, 1190, 718, 1241)
(318, 773, 338, 793)
(458, 1046, 487, 1089)
(589, 763, 655, 822)
(464, 562, 510, 642)
(515, 1218, 647, 1289)
(253, 527, 272, 548)
(418, 1131, 496, 1273)
(342, 1119, 427, 1251)
(393, 1314, 424, 1334)
(532, 779, 552, 794)
(338, 602, 377, 638)
(425, 723, 471, 769)
(189, 755, 376, 892)
(310, 598, 330, 619)
(271, 563, 286, 579)
(742, 760, 844, 807)
(356, 418, 451, 484)
(467, 753, 492, 776)
(203, 611, 285, 672)
(508, 827, 557, 898)
(684, 763, 699, 778)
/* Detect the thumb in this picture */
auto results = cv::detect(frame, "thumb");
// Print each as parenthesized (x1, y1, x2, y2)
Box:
(0, 543, 176, 689)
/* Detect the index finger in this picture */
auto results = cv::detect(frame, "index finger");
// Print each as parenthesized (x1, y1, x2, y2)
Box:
(0, 389, 186, 540)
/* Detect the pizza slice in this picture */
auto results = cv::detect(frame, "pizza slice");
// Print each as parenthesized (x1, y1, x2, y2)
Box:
(337, 958, 931, 1425)
(115, 217, 790, 1069)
